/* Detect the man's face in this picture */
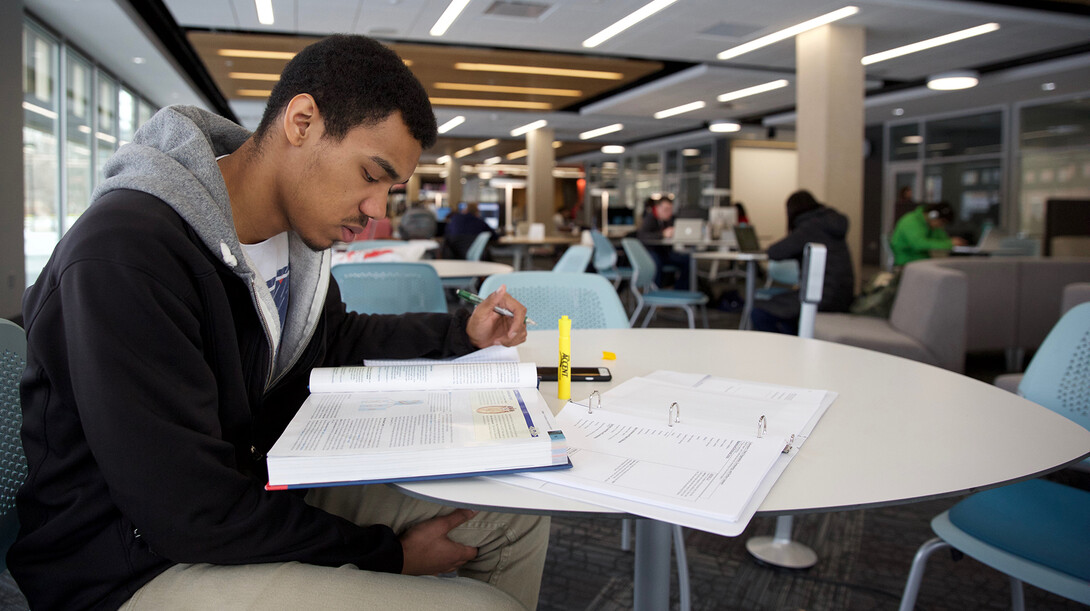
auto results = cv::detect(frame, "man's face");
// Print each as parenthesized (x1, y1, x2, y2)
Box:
(286, 111, 422, 251)
(654, 200, 674, 221)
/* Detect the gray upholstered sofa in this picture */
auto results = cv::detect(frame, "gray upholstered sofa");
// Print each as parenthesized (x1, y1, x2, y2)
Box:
(814, 262, 968, 372)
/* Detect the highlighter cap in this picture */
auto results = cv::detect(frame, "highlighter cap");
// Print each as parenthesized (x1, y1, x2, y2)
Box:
(559, 315, 571, 334)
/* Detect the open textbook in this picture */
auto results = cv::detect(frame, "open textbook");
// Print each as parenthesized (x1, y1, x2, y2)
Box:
(266, 362, 568, 489)
(493, 370, 834, 537)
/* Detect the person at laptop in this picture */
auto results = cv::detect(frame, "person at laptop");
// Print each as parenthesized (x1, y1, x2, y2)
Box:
(443, 202, 495, 259)
(889, 201, 967, 266)
(637, 194, 692, 289)
(751, 190, 855, 335)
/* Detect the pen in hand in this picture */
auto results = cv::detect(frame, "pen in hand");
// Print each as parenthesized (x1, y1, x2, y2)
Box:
(456, 289, 537, 326)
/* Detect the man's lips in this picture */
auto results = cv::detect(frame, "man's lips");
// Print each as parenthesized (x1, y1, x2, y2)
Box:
(341, 225, 364, 242)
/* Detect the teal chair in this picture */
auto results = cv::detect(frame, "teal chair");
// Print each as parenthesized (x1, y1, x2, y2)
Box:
(478, 272, 628, 330)
(753, 259, 799, 301)
(0, 319, 28, 574)
(589, 230, 632, 288)
(552, 245, 593, 273)
(621, 238, 708, 329)
(331, 262, 448, 315)
(899, 302, 1090, 610)
(443, 231, 493, 290)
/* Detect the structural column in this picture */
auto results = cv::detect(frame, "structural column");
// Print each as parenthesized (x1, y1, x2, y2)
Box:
(0, 0, 25, 317)
(796, 24, 864, 287)
(444, 155, 462, 209)
(526, 127, 555, 229)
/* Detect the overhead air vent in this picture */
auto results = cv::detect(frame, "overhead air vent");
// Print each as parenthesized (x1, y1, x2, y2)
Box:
(700, 22, 762, 39)
(483, 1, 552, 19)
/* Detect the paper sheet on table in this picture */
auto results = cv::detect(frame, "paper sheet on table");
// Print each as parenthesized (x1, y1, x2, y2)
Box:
(364, 345, 520, 367)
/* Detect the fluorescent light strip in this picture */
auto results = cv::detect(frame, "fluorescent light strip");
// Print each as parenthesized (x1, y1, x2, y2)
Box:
(437, 116, 466, 134)
(255, 0, 275, 25)
(218, 49, 296, 60)
(473, 139, 499, 151)
(436, 155, 451, 165)
(717, 6, 859, 61)
(431, 0, 471, 36)
(716, 79, 789, 103)
(22, 101, 57, 120)
(454, 63, 623, 80)
(580, 124, 624, 140)
(454, 147, 475, 158)
(653, 100, 706, 119)
(583, 0, 679, 48)
(435, 82, 582, 97)
(228, 72, 280, 81)
(237, 89, 273, 97)
(506, 149, 529, 160)
(553, 141, 562, 148)
(511, 120, 548, 137)
(429, 97, 553, 110)
(862, 23, 1000, 66)
(484, 156, 502, 165)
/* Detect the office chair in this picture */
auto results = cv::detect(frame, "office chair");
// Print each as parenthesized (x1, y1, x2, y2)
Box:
(0, 319, 28, 573)
(551, 245, 593, 273)
(621, 238, 708, 329)
(442, 231, 492, 290)
(899, 302, 1090, 610)
(589, 229, 632, 289)
(478, 272, 628, 330)
(753, 259, 799, 301)
(331, 262, 448, 315)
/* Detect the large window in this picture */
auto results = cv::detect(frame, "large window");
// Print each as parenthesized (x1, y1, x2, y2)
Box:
(22, 17, 159, 285)
(1017, 95, 1090, 236)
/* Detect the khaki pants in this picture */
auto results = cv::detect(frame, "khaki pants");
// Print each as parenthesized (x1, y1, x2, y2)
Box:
(120, 484, 550, 610)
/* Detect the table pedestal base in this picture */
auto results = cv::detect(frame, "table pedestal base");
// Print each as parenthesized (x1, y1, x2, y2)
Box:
(745, 515, 817, 569)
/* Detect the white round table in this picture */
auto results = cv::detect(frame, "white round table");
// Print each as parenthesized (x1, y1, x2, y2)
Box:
(421, 260, 512, 279)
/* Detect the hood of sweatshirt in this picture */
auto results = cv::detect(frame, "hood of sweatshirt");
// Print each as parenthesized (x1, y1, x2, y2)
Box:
(795, 205, 849, 240)
(91, 105, 330, 388)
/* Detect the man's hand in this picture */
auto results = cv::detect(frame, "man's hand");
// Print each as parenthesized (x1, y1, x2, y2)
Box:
(400, 509, 479, 575)
(662, 226, 675, 239)
(951, 237, 969, 247)
(466, 285, 528, 348)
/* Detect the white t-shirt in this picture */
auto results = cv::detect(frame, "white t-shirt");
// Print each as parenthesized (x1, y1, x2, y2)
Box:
(241, 232, 290, 330)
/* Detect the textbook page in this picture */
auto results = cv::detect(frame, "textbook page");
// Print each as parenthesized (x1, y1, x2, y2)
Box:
(364, 345, 520, 367)
(309, 361, 537, 393)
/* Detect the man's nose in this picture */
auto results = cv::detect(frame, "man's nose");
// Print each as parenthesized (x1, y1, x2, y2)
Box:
(362, 191, 389, 219)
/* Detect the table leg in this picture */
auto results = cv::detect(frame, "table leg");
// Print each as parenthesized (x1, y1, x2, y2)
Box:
(512, 246, 524, 271)
(689, 256, 697, 292)
(633, 519, 673, 611)
(739, 259, 757, 330)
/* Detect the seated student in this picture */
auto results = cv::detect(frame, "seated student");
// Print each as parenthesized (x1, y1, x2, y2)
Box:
(750, 190, 855, 335)
(636, 194, 691, 289)
(889, 201, 968, 266)
(11, 34, 546, 610)
(443, 202, 495, 259)
(397, 200, 438, 239)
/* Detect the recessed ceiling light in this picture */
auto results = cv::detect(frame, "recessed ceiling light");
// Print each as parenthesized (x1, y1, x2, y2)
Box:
(434, 83, 582, 97)
(431, 0, 471, 36)
(436, 155, 451, 165)
(511, 120, 548, 137)
(228, 72, 280, 81)
(429, 97, 553, 110)
(454, 63, 623, 80)
(583, 0, 680, 48)
(653, 101, 706, 119)
(454, 147, 475, 158)
(601, 145, 626, 154)
(717, 79, 789, 103)
(708, 121, 741, 133)
(902, 135, 923, 144)
(926, 70, 979, 91)
(132, 57, 146, 65)
(893, 108, 905, 116)
(483, 156, 502, 165)
(218, 49, 296, 60)
(473, 139, 499, 152)
(682, 148, 701, 156)
(255, 0, 274, 25)
(580, 124, 624, 140)
(1042, 82, 1057, 91)
(437, 116, 466, 134)
(862, 23, 999, 66)
(717, 6, 859, 61)
(236, 89, 273, 97)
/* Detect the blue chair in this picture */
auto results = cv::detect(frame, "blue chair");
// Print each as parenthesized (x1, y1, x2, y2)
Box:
(331, 262, 448, 315)
(621, 238, 708, 329)
(551, 245, 593, 273)
(589, 230, 632, 288)
(0, 319, 28, 574)
(753, 259, 799, 301)
(443, 231, 492, 290)
(899, 302, 1090, 610)
(478, 272, 628, 330)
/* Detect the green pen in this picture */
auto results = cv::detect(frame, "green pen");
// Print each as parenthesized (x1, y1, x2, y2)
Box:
(456, 289, 537, 326)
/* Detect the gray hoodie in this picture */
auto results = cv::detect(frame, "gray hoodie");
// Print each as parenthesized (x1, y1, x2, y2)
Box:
(93, 105, 329, 387)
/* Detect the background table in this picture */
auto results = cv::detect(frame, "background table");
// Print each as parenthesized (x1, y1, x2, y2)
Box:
(421, 259, 512, 278)
(690, 251, 768, 329)
(497, 235, 579, 270)
(398, 329, 1090, 609)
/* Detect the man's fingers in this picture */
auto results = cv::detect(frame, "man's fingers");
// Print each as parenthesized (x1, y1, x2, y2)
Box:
(440, 508, 477, 531)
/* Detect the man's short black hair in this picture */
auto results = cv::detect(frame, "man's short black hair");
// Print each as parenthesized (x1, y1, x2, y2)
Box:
(254, 35, 437, 149)
(925, 202, 955, 222)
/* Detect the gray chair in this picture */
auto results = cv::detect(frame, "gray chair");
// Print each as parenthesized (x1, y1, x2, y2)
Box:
(994, 281, 1090, 393)
(621, 238, 708, 329)
(331, 262, 448, 315)
(551, 245, 593, 273)
(0, 319, 28, 573)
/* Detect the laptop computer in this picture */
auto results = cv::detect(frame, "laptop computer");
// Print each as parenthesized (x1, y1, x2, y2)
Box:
(733, 224, 761, 252)
(952, 225, 1005, 254)
(673, 219, 705, 241)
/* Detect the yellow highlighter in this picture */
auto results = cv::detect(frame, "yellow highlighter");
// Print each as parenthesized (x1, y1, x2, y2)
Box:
(558, 315, 571, 401)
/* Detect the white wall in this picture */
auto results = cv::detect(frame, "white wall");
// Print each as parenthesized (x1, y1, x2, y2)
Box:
(730, 145, 798, 248)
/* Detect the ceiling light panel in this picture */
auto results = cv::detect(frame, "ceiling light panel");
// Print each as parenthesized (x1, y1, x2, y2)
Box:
(717, 79, 790, 103)
(583, 0, 680, 48)
(434, 83, 583, 97)
(431, 0, 472, 36)
(717, 6, 859, 61)
(862, 23, 1000, 66)
(580, 124, 624, 140)
(653, 101, 706, 119)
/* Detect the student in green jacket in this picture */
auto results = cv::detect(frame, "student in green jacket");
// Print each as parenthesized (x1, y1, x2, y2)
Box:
(889, 202, 967, 266)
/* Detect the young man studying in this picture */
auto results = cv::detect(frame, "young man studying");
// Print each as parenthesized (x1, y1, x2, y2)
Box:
(11, 35, 546, 610)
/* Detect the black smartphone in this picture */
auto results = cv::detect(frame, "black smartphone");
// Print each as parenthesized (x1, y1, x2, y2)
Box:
(536, 366, 612, 382)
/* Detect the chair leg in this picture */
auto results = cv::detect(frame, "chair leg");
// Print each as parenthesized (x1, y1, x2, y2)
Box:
(1010, 576, 1025, 611)
(621, 518, 632, 551)
(898, 537, 950, 611)
(700, 304, 709, 329)
(641, 306, 658, 328)
(680, 305, 695, 329)
(673, 524, 691, 611)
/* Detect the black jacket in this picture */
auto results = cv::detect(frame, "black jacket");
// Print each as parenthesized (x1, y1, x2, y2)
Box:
(766, 205, 855, 313)
(12, 192, 474, 606)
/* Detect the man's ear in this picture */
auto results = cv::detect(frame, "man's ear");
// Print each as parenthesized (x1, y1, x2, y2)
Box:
(282, 94, 320, 147)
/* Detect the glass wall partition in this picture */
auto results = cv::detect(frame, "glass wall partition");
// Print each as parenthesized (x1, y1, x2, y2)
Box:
(1016, 94, 1090, 237)
(66, 49, 93, 232)
(23, 22, 60, 286)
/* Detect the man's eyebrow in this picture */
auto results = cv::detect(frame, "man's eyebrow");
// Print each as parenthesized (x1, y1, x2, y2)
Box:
(371, 156, 402, 183)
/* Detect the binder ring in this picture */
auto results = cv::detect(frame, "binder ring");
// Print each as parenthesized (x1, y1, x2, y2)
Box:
(757, 414, 767, 438)
(668, 402, 680, 427)
(587, 390, 601, 414)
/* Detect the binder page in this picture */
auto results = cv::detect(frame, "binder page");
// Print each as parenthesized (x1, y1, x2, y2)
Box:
(520, 406, 785, 522)
(309, 361, 537, 393)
